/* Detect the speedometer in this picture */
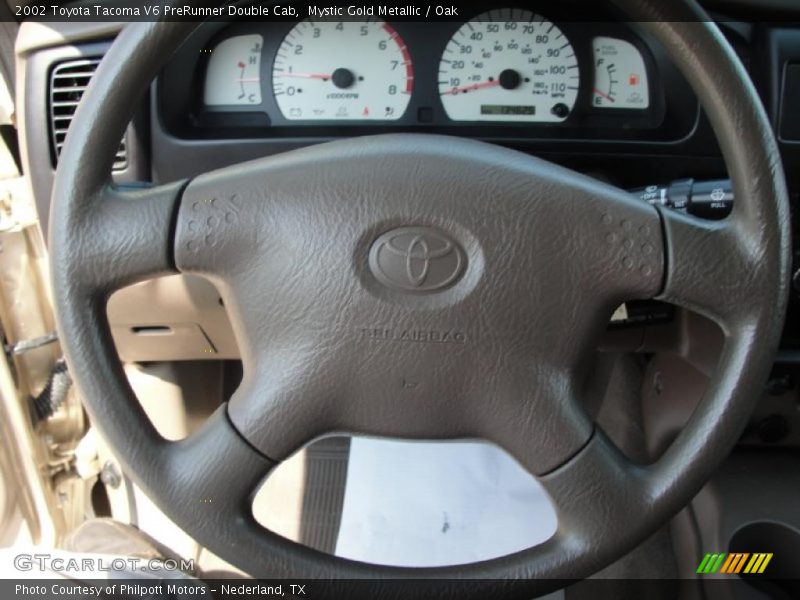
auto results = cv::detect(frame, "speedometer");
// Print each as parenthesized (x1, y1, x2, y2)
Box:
(272, 20, 414, 121)
(438, 9, 579, 122)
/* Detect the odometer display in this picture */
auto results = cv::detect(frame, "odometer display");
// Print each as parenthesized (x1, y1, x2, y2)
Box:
(272, 20, 414, 121)
(438, 9, 579, 122)
(481, 105, 536, 116)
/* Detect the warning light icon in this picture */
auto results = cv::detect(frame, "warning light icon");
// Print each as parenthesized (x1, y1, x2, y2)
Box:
(629, 74, 640, 86)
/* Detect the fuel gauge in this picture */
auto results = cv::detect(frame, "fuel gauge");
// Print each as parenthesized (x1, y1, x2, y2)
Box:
(592, 37, 649, 110)
(204, 34, 263, 106)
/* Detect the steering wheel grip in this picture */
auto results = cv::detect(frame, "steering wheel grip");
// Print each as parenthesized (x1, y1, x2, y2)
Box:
(48, 0, 789, 595)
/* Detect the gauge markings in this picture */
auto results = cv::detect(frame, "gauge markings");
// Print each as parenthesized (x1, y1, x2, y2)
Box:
(592, 37, 649, 109)
(272, 20, 413, 120)
(203, 34, 263, 106)
(593, 87, 614, 102)
(438, 10, 579, 122)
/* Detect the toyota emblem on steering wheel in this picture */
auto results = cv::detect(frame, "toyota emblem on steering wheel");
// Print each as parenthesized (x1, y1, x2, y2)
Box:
(369, 227, 466, 293)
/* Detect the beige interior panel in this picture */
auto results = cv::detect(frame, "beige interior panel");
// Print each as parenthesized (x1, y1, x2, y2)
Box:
(107, 274, 240, 362)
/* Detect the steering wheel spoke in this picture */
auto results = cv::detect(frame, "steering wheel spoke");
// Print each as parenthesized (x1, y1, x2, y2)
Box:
(657, 209, 765, 331)
(158, 407, 277, 533)
(467, 362, 594, 476)
(540, 429, 651, 550)
(226, 353, 351, 463)
(52, 181, 187, 297)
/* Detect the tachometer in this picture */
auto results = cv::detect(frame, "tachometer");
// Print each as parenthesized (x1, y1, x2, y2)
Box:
(438, 9, 579, 122)
(272, 20, 414, 121)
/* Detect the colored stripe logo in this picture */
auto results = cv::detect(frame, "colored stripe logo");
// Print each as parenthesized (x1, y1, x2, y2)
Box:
(696, 553, 773, 574)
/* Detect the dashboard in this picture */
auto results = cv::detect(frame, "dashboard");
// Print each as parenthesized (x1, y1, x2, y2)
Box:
(13, 2, 800, 426)
(157, 8, 698, 143)
(20, 2, 800, 357)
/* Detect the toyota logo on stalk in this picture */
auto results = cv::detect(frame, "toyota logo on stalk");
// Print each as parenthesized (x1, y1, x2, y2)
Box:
(369, 227, 466, 293)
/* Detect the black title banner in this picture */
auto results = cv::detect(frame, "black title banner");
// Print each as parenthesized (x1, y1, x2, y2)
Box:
(6, 0, 715, 23)
(3, 577, 776, 600)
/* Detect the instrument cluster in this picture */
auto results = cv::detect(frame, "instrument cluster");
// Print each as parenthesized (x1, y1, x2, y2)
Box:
(158, 6, 703, 144)
(200, 9, 654, 126)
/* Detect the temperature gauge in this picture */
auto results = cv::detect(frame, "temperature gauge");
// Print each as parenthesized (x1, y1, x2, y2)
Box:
(204, 34, 263, 106)
(592, 37, 649, 110)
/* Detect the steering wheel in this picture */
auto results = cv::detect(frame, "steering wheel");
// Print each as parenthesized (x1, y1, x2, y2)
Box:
(49, 0, 789, 595)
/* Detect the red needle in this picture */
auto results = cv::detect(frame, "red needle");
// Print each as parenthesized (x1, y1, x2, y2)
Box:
(277, 72, 332, 81)
(443, 80, 501, 95)
(593, 88, 615, 102)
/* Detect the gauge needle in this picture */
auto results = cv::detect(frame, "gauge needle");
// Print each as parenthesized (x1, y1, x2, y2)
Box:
(276, 72, 332, 81)
(443, 80, 501, 95)
(593, 88, 615, 102)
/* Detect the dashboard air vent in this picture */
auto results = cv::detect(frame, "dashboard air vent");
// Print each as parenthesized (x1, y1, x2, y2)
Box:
(49, 58, 127, 171)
